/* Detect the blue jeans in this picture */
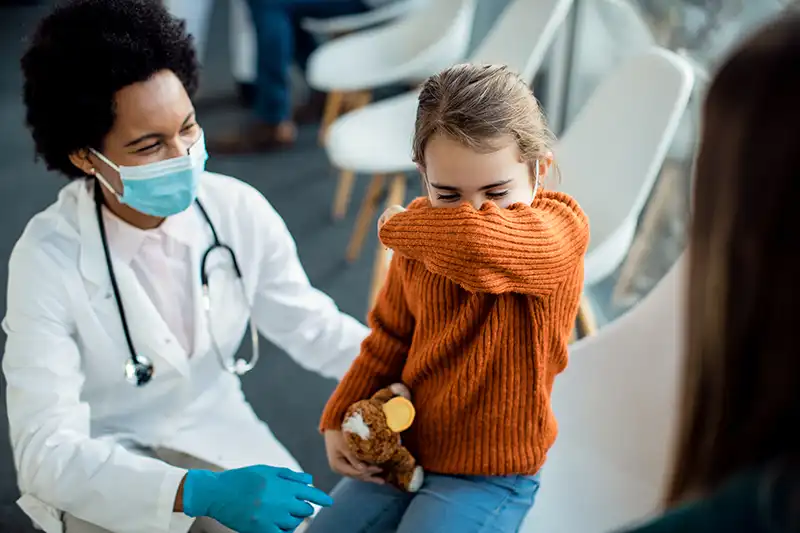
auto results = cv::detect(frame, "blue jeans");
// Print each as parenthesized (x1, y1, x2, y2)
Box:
(306, 472, 541, 533)
(244, 0, 369, 124)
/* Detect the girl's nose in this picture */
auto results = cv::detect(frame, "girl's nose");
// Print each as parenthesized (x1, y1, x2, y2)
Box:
(468, 198, 483, 210)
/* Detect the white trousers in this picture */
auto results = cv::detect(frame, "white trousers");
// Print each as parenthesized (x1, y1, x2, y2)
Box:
(62, 448, 232, 533)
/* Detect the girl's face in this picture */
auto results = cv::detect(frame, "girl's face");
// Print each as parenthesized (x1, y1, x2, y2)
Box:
(420, 133, 549, 209)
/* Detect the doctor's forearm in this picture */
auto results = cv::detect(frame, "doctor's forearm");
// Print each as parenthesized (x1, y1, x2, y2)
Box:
(174, 474, 186, 513)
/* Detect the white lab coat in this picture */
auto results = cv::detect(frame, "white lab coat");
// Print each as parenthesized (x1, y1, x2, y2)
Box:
(2, 172, 369, 533)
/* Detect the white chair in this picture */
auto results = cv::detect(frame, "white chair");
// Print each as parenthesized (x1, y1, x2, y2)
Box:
(521, 254, 687, 533)
(307, 0, 476, 143)
(367, 49, 693, 325)
(230, 0, 258, 85)
(554, 48, 693, 335)
(300, 0, 426, 36)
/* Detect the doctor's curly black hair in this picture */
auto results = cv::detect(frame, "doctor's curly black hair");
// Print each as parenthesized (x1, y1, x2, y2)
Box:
(21, 0, 199, 179)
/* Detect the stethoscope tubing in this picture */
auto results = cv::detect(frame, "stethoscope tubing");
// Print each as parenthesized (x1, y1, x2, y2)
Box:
(93, 181, 258, 386)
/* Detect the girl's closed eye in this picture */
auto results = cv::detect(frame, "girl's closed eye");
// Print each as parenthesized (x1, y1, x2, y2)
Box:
(436, 192, 460, 202)
(435, 189, 510, 205)
(486, 189, 509, 199)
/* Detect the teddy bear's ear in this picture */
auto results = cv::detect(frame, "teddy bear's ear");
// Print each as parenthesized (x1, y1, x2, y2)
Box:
(382, 397, 415, 432)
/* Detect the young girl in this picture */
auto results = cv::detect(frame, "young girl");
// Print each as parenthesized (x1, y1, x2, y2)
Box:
(308, 63, 589, 533)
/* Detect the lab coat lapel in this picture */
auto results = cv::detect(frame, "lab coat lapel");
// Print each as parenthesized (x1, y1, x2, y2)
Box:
(76, 184, 190, 377)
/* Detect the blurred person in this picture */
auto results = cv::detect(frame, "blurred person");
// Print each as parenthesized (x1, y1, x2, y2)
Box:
(307, 64, 589, 533)
(164, 0, 259, 106)
(619, 11, 800, 533)
(3, 1, 370, 532)
(207, 0, 402, 154)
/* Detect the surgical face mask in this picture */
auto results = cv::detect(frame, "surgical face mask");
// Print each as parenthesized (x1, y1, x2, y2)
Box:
(90, 131, 208, 217)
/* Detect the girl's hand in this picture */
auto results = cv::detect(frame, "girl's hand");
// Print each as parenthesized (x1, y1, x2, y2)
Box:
(389, 382, 411, 400)
(378, 205, 406, 233)
(324, 430, 384, 485)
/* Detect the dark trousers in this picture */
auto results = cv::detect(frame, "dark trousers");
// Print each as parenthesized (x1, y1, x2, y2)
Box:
(245, 0, 369, 124)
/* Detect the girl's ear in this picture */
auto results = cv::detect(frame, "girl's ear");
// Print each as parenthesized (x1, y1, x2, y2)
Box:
(537, 152, 554, 180)
(527, 153, 554, 186)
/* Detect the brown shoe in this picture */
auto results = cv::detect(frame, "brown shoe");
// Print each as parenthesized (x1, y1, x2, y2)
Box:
(207, 120, 298, 155)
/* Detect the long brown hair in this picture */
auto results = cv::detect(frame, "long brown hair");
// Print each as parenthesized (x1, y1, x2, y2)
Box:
(667, 10, 800, 506)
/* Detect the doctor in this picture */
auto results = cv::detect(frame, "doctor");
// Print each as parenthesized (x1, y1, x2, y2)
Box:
(3, 1, 370, 533)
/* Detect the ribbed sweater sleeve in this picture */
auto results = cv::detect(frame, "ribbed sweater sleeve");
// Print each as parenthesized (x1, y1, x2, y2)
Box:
(319, 254, 415, 431)
(379, 191, 590, 295)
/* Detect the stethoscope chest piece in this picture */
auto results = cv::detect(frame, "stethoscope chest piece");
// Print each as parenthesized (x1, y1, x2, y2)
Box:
(124, 354, 154, 386)
(94, 180, 258, 388)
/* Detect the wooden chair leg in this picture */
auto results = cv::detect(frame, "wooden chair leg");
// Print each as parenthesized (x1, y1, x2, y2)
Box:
(325, 90, 373, 219)
(385, 173, 407, 209)
(575, 293, 598, 339)
(319, 91, 345, 145)
(343, 90, 372, 114)
(332, 170, 356, 221)
(367, 174, 407, 308)
(346, 174, 385, 262)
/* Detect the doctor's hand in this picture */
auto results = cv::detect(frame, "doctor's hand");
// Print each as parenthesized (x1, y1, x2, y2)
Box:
(182, 465, 333, 533)
(324, 430, 384, 484)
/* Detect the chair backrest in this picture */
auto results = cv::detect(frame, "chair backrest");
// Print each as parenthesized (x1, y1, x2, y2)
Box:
(555, 48, 694, 255)
(522, 255, 687, 532)
(469, 0, 575, 82)
(301, 0, 427, 35)
(229, 0, 257, 82)
(375, 0, 476, 63)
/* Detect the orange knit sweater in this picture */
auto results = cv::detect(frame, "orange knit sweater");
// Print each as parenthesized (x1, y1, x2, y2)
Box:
(320, 191, 590, 476)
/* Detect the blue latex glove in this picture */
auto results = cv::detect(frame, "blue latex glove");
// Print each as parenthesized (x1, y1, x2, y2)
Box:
(182, 465, 333, 533)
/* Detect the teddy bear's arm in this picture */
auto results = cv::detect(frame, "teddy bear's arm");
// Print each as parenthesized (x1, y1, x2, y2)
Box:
(370, 383, 412, 404)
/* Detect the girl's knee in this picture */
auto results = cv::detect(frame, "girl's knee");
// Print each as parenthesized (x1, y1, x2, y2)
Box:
(306, 478, 412, 533)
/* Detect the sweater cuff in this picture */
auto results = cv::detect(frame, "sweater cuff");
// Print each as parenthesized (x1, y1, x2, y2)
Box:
(319, 394, 353, 433)
(319, 371, 383, 433)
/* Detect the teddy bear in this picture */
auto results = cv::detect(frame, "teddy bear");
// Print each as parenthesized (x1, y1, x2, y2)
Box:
(341, 383, 424, 492)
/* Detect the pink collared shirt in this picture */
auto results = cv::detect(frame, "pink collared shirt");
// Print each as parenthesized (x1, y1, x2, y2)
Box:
(101, 206, 197, 355)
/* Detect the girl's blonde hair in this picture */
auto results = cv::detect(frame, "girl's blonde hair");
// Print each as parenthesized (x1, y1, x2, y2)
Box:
(412, 63, 556, 182)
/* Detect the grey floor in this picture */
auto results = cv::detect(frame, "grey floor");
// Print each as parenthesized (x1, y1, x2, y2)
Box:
(0, 2, 426, 530)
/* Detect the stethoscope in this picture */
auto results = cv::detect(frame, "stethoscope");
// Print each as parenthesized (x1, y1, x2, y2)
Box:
(93, 182, 260, 387)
